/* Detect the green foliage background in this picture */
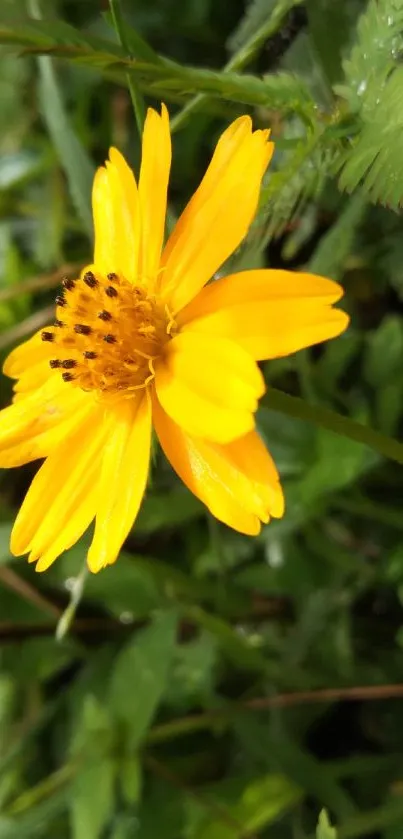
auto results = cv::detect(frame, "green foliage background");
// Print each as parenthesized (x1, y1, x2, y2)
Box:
(1, 0, 403, 836)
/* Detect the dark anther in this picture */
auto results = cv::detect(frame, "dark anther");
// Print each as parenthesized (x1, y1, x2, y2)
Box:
(55, 295, 66, 307)
(49, 359, 61, 368)
(61, 359, 77, 369)
(83, 271, 98, 288)
(62, 372, 75, 382)
(54, 319, 64, 328)
(62, 277, 75, 291)
(41, 331, 54, 342)
(105, 285, 118, 298)
(74, 324, 92, 335)
(103, 333, 116, 344)
(98, 309, 111, 321)
(83, 350, 97, 360)
(107, 272, 118, 282)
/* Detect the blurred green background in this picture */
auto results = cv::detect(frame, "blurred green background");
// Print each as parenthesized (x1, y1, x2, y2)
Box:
(1, 0, 403, 836)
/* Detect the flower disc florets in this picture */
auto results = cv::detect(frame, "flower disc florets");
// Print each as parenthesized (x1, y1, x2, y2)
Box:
(41, 271, 175, 399)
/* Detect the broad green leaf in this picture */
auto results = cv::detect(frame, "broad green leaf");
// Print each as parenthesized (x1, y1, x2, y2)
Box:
(109, 610, 177, 749)
(70, 759, 116, 839)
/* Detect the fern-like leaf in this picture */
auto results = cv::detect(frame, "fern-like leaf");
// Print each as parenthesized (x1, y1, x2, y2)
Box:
(336, 0, 403, 208)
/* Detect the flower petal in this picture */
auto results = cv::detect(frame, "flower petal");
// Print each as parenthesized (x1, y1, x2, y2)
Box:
(0, 374, 88, 463)
(179, 269, 349, 359)
(154, 332, 264, 444)
(153, 396, 284, 535)
(87, 394, 152, 573)
(3, 329, 53, 379)
(159, 118, 274, 313)
(0, 389, 95, 468)
(138, 104, 171, 286)
(92, 147, 139, 282)
(11, 401, 107, 567)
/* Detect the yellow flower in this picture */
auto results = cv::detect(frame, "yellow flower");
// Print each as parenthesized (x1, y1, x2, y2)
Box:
(0, 106, 349, 572)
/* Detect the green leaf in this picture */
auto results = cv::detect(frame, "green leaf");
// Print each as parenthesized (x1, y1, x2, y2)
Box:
(36, 56, 94, 235)
(235, 717, 356, 820)
(364, 316, 403, 386)
(70, 759, 116, 839)
(263, 386, 403, 467)
(0, 790, 68, 839)
(171, 0, 307, 131)
(227, 0, 303, 56)
(0, 523, 12, 566)
(309, 193, 367, 279)
(27, 2, 95, 235)
(136, 488, 203, 534)
(195, 774, 301, 839)
(306, 0, 350, 85)
(0, 19, 315, 117)
(259, 127, 338, 242)
(109, 610, 177, 749)
(317, 810, 337, 839)
(336, 0, 403, 208)
(120, 755, 142, 805)
(103, 8, 164, 64)
(184, 604, 280, 679)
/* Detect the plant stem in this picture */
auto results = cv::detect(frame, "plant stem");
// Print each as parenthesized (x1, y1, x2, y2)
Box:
(170, 0, 304, 131)
(109, 0, 145, 137)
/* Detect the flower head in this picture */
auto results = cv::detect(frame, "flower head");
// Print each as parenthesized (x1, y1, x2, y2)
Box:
(0, 106, 349, 572)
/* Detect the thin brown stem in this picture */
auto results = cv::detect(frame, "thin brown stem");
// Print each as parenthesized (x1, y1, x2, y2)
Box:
(0, 306, 55, 350)
(0, 567, 62, 618)
(148, 683, 403, 743)
(0, 263, 82, 304)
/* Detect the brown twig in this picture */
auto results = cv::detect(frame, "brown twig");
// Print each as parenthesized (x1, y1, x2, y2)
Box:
(0, 306, 55, 350)
(245, 684, 403, 708)
(0, 618, 140, 641)
(148, 683, 403, 744)
(0, 263, 83, 304)
(0, 567, 62, 618)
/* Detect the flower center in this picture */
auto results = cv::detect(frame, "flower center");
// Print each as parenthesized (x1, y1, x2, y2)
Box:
(41, 271, 175, 399)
